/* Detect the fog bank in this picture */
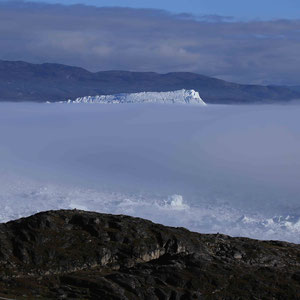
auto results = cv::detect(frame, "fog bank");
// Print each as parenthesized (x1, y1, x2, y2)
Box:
(1, 102, 300, 242)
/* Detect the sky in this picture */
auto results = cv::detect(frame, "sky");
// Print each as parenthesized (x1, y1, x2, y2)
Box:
(0, 0, 300, 84)
(21, 0, 300, 20)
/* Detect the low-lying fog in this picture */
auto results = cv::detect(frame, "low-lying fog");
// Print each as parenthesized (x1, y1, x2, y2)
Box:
(1, 102, 300, 242)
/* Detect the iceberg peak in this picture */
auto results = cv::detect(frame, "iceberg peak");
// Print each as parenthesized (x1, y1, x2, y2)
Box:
(66, 89, 206, 105)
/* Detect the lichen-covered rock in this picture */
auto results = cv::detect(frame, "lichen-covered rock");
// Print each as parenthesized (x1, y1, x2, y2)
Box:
(0, 210, 300, 299)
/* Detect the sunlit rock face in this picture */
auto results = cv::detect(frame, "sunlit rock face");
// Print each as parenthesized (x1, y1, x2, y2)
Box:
(66, 89, 206, 105)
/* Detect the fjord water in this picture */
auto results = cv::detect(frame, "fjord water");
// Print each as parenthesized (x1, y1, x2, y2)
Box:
(1, 102, 300, 242)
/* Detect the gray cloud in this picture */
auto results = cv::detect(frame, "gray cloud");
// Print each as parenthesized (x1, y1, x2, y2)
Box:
(1, 1, 300, 84)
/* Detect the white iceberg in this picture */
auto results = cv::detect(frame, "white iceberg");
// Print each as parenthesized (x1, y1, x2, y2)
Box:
(66, 89, 206, 105)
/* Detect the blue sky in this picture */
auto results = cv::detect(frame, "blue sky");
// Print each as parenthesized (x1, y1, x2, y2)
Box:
(23, 0, 300, 20)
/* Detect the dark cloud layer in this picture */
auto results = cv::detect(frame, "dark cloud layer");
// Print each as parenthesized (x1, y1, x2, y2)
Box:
(1, 1, 300, 84)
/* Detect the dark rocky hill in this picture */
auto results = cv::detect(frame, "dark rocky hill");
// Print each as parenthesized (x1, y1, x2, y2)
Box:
(1, 60, 300, 103)
(0, 210, 300, 299)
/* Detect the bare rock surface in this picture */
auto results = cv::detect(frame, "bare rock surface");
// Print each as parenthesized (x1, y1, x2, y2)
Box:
(0, 209, 300, 299)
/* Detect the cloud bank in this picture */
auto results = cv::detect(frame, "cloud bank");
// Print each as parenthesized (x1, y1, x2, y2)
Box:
(1, 1, 300, 84)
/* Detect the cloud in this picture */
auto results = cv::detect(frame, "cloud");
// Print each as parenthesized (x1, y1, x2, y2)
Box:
(0, 1, 300, 84)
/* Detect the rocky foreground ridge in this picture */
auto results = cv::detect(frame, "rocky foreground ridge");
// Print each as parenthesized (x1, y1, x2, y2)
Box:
(0, 210, 300, 299)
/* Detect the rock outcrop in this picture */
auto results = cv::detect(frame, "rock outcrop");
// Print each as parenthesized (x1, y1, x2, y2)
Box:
(0, 210, 300, 299)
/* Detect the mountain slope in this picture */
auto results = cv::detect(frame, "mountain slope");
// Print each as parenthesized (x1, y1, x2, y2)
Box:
(288, 85, 300, 93)
(0, 210, 300, 299)
(1, 60, 300, 103)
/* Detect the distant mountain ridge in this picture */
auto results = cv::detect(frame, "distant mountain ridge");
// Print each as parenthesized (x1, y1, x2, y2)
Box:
(1, 59, 300, 103)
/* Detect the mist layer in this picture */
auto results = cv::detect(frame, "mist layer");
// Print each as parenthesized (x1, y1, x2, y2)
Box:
(1, 102, 300, 242)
